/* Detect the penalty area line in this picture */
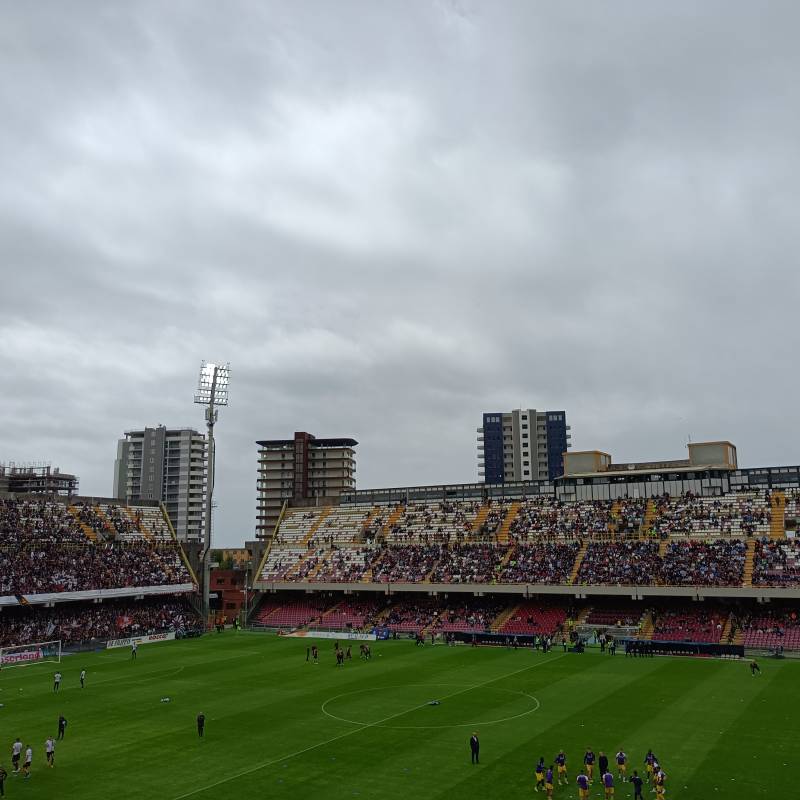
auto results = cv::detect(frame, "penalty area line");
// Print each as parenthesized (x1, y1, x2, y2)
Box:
(172, 653, 564, 800)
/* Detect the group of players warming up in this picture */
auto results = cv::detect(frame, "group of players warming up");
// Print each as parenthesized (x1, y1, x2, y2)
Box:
(525, 748, 666, 799)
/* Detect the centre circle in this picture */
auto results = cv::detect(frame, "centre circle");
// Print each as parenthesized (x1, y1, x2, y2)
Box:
(321, 683, 540, 729)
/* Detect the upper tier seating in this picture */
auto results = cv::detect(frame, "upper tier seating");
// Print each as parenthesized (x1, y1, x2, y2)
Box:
(383, 501, 482, 544)
(1, 498, 92, 544)
(651, 492, 770, 537)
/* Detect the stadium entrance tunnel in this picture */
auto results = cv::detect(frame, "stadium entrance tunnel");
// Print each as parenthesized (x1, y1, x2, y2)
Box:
(321, 683, 540, 729)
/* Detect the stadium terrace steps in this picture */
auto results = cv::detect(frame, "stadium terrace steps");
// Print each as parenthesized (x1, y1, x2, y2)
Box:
(575, 606, 593, 625)
(302, 507, 333, 546)
(318, 602, 342, 623)
(92, 505, 117, 537)
(771, 491, 786, 539)
(642, 499, 657, 535)
(471, 505, 491, 534)
(743, 538, 756, 587)
(608, 500, 621, 535)
(424, 553, 445, 582)
(658, 538, 670, 557)
(496, 501, 521, 545)
(568, 541, 588, 585)
(361, 550, 384, 583)
(497, 544, 517, 572)
(639, 611, 655, 640)
(360, 506, 382, 537)
(719, 613, 735, 644)
(490, 602, 520, 632)
(67, 505, 99, 542)
(381, 505, 405, 540)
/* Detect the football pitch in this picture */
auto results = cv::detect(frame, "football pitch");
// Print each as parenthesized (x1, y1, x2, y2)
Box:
(0, 633, 795, 799)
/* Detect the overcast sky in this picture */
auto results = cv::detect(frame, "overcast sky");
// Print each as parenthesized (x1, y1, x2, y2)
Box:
(2, 2, 799, 546)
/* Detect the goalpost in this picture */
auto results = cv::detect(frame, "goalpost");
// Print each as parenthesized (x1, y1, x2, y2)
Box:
(0, 640, 62, 669)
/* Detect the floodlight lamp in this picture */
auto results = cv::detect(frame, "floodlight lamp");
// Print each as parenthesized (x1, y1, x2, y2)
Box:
(194, 361, 231, 406)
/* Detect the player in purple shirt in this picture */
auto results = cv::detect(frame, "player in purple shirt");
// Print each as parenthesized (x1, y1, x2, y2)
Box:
(576, 771, 589, 799)
(544, 767, 554, 798)
(602, 771, 614, 798)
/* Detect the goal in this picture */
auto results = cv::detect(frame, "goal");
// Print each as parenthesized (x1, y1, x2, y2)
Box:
(0, 640, 62, 669)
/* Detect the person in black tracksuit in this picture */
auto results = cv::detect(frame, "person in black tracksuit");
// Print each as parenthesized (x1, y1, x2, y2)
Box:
(470, 733, 480, 764)
(197, 713, 205, 738)
(630, 770, 644, 799)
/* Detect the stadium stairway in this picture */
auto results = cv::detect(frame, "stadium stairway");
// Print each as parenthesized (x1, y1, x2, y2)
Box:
(496, 502, 521, 545)
(94, 505, 119, 537)
(302, 507, 333, 546)
(361, 551, 384, 583)
(497, 544, 516, 573)
(574, 606, 593, 625)
(317, 602, 342, 625)
(770, 491, 786, 539)
(608, 500, 621, 535)
(568, 541, 588, 585)
(639, 611, 655, 640)
(360, 506, 382, 540)
(641, 499, 657, 536)
(471, 505, 491, 535)
(658, 538, 670, 558)
(381, 505, 405, 540)
(719, 613, 735, 644)
(490, 602, 520, 632)
(122, 506, 154, 541)
(67, 505, 99, 542)
(424, 553, 445, 582)
(742, 538, 756, 587)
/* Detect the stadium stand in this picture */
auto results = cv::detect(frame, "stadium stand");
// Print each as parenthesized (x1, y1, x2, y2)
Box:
(496, 601, 569, 636)
(576, 540, 662, 585)
(0, 497, 194, 598)
(650, 492, 770, 537)
(752, 538, 800, 586)
(0, 597, 201, 648)
(499, 542, 580, 584)
(650, 608, 726, 643)
(661, 539, 746, 586)
(740, 609, 800, 650)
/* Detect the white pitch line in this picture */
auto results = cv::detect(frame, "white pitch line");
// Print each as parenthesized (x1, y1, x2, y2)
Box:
(172, 654, 565, 800)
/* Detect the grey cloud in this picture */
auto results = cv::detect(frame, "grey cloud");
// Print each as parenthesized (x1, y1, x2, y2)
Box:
(2, 2, 800, 544)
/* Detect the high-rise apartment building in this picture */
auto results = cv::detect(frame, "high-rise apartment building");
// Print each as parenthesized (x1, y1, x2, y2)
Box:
(256, 432, 357, 539)
(113, 426, 207, 541)
(478, 409, 571, 483)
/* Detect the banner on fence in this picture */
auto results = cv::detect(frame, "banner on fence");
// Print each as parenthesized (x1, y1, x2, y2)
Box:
(285, 630, 376, 641)
(106, 632, 176, 650)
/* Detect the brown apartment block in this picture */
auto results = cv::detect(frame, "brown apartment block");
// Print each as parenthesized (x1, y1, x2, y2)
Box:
(255, 432, 357, 539)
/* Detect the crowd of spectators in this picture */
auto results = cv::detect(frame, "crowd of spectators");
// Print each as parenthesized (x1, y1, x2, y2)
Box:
(651, 608, 725, 643)
(313, 546, 373, 582)
(1, 498, 88, 544)
(499, 542, 580, 584)
(0, 541, 192, 596)
(661, 539, 746, 586)
(384, 501, 481, 544)
(372, 545, 442, 582)
(576, 540, 662, 585)
(429, 544, 505, 583)
(651, 492, 769, 537)
(509, 498, 646, 541)
(752, 538, 800, 586)
(0, 597, 200, 647)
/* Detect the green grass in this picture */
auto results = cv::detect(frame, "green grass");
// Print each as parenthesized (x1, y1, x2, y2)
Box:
(0, 634, 796, 799)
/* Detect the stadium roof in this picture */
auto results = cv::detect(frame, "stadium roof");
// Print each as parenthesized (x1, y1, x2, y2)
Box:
(256, 438, 358, 448)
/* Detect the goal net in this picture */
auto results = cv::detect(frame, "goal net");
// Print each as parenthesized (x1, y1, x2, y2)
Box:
(0, 640, 62, 668)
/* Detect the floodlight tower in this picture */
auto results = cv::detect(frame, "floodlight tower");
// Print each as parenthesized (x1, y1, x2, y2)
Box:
(194, 361, 230, 620)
